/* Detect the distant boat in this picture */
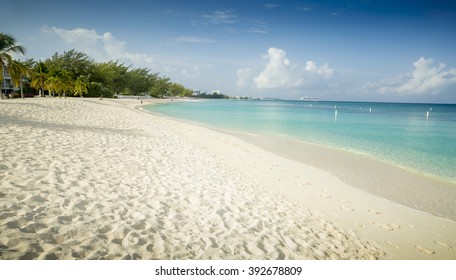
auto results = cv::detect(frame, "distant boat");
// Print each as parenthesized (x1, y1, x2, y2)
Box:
(299, 96, 320, 101)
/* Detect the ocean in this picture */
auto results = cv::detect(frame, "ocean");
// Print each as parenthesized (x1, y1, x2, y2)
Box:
(145, 100, 456, 183)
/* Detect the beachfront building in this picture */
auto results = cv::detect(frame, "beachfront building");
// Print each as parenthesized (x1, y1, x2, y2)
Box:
(1, 67, 15, 97)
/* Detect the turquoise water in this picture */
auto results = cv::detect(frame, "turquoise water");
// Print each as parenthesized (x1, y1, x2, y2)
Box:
(145, 100, 456, 182)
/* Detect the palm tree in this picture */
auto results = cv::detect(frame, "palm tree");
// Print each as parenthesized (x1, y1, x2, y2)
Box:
(31, 62, 48, 97)
(1, 33, 26, 99)
(74, 75, 88, 97)
(47, 67, 71, 98)
(9, 59, 31, 99)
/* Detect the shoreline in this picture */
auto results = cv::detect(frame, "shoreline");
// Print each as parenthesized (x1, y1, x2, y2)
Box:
(143, 102, 456, 221)
(226, 131, 456, 221)
(145, 99, 456, 184)
(1, 98, 456, 260)
(140, 99, 456, 259)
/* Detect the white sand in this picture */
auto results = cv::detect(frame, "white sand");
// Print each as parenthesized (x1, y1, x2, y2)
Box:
(0, 98, 455, 260)
(228, 132, 456, 221)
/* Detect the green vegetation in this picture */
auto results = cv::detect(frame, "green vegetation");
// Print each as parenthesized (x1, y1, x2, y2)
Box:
(196, 91, 230, 99)
(1, 32, 192, 99)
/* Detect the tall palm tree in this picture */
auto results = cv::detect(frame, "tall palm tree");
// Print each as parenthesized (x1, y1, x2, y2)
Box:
(31, 62, 48, 97)
(74, 75, 88, 97)
(0, 33, 26, 99)
(47, 67, 71, 98)
(9, 59, 31, 99)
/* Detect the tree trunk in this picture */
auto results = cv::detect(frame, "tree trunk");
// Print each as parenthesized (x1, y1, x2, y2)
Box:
(20, 78, 24, 99)
(1, 77, 4, 100)
(1, 65, 4, 99)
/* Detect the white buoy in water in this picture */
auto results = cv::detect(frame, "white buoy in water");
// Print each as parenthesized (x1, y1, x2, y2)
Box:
(334, 105, 337, 109)
(369, 107, 372, 113)
(430, 107, 433, 111)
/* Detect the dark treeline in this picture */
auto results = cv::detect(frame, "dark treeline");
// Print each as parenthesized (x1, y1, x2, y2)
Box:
(197, 92, 230, 99)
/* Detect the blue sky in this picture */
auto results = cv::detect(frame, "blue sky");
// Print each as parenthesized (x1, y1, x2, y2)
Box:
(3, 0, 456, 102)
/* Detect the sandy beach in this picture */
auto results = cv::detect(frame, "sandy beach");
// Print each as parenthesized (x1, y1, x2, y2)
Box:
(1, 98, 455, 260)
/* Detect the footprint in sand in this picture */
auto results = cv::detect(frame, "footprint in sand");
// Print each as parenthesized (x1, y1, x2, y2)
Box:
(372, 222, 402, 231)
(6, 221, 19, 229)
(433, 241, 455, 252)
(319, 192, 332, 199)
(97, 225, 112, 235)
(415, 245, 435, 255)
(57, 215, 74, 225)
(386, 241, 399, 249)
(340, 204, 354, 212)
(319, 190, 331, 198)
(368, 209, 381, 215)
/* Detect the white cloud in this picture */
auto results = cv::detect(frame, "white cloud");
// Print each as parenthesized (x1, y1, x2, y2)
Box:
(125, 52, 156, 66)
(181, 66, 200, 79)
(164, 65, 175, 73)
(248, 47, 334, 90)
(246, 27, 268, 34)
(305, 61, 334, 79)
(40, 26, 102, 56)
(201, 10, 237, 25)
(372, 57, 456, 95)
(102, 32, 126, 59)
(298, 6, 313, 12)
(192, 10, 268, 34)
(175, 36, 216, 44)
(236, 67, 253, 88)
(50, 27, 100, 44)
(254, 48, 293, 89)
(263, 4, 281, 9)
